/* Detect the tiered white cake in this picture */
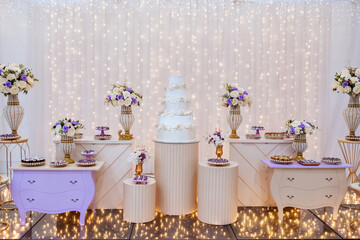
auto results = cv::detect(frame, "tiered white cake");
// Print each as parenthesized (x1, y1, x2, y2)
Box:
(156, 76, 196, 143)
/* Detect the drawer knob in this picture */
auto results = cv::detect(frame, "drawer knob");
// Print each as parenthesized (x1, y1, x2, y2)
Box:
(27, 180, 36, 184)
(287, 195, 294, 199)
(287, 177, 295, 181)
(325, 177, 333, 182)
(26, 198, 35, 202)
(325, 194, 333, 199)
(69, 180, 78, 184)
(71, 198, 79, 203)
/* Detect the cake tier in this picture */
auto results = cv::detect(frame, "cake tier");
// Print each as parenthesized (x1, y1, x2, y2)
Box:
(166, 88, 187, 99)
(156, 127, 196, 143)
(158, 115, 194, 127)
(162, 99, 191, 112)
(169, 75, 184, 86)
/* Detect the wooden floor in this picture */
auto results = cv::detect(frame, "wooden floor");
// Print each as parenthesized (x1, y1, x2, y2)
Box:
(1, 189, 360, 239)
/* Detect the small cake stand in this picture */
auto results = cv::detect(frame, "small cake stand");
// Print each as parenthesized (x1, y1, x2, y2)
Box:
(95, 126, 112, 140)
(207, 158, 230, 166)
(132, 175, 149, 184)
(77, 150, 97, 166)
(251, 126, 264, 136)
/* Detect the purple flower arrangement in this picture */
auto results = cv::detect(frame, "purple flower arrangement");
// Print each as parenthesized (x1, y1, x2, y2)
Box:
(286, 119, 318, 136)
(206, 129, 227, 146)
(333, 66, 360, 96)
(0, 63, 39, 96)
(221, 83, 251, 107)
(130, 148, 150, 165)
(105, 83, 143, 107)
(51, 118, 84, 137)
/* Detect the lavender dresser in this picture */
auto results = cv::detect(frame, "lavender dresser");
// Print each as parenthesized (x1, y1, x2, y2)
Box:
(262, 159, 353, 221)
(10, 161, 104, 226)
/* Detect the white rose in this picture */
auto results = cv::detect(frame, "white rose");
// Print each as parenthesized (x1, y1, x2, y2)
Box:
(67, 127, 75, 137)
(231, 98, 239, 106)
(118, 99, 125, 106)
(113, 87, 120, 94)
(0, 77, 6, 85)
(344, 86, 351, 93)
(124, 98, 132, 106)
(0, 64, 4, 69)
(25, 84, 31, 92)
(9, 86, 19, 94)
(344, 73, 351, 80)
(130, 93, 135, 98)
(350, 77, 358, 84)
(7, 74, 15, 80)
(3, 86, 9, 93)
(27, 77, 34, 87)
(119, 87, 125, 92)
(230, 91, 239, 98)
(295, 128, 300, 135)
(0, 85, 5, 93)
(337, 86, 344, 93)
(17, 81, 27, 89)
(123, 91, 130, 99)
(341, 69, 350, 77)
(354, 86, 360, 94)
(356, 69, 360, 77)
(110, 93, 117, 100)
(332, 80, 340, 88)
(111, 100, 119, 106)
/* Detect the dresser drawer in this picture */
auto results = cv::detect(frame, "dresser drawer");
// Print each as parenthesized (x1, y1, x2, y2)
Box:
(280, 169, 339, 189)
(20, 190, 85, 212)
(279, 187, 337, 208)
(20, 171, 85, 192)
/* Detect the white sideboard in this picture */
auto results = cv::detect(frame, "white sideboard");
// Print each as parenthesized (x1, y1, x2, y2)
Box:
(54, 138, 132, 209)
(262, 159, 353, 221)
(229, 138, 295, 206)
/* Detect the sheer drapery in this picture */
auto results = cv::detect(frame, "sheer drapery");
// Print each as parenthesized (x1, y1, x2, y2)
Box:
(0, 0, 359, 172)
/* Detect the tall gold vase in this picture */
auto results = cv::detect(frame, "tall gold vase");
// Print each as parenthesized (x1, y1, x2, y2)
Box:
(227, 105, 242, 138)
(216, 145, 223, 159)
(292, 134, 308, 161)
(135, 162, 143, 176)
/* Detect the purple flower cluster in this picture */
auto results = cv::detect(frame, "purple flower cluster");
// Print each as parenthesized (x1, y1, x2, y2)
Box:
(21, 75, 27, 81)
(126, 88, 132, 93)
(299, 123, 305, 129)
(0, 69, 3, 74)
(238, 95, 244, 101)
(72, 121, 78, 125)
(62, 125, 69, 132)
(244, 91, 248, 95)
(139, 152, 146, 161)
(290, 127, 295, 134)
(232, 87, 238, 91)
(116, 94, 123, 100)
(108, 95, 111, 101)
(5, 81, 12, 88)
(55, 122, 60, 126)
(227, 98, 232, 105)
(132, 98, 137, 104)
(342, 81, 349, 87)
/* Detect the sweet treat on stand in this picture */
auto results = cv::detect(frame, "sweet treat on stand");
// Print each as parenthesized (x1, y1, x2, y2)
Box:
(132, 175, 149, 184)
(74, 133, 83, 139)
(50, 160, 68, 168)
(251, 126, 264, 136)
(95, 126, 111, 140)
(345, 135, 360, 141)
(246, 134, 261, 140)
(270, 155, 292, 164)
(76, 159, 97, 166)
(207, 158, 230, 166)
(156, 76, 196, 143)
(264, 132, 285, 140)
(0, 134, 21, 141)
(322, 157, 342, 165)
(21, 156, 45, 167)
(298, 159, 321, 166)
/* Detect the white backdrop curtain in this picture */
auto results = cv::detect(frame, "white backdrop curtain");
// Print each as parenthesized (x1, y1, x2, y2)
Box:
(0, 0, 359, 173)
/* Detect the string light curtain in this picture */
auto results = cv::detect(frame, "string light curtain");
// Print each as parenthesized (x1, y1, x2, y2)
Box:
(0, 0, 359, 172)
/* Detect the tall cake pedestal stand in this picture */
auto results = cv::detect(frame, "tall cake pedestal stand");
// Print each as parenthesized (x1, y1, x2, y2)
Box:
(154, 140, 199, 215)
(198, 161, 238, 225)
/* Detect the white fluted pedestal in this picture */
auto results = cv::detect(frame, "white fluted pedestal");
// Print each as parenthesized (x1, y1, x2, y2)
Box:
(154, 140, 199, 215)
(198, 161, 238, 225)
(123, 178, 156, 223)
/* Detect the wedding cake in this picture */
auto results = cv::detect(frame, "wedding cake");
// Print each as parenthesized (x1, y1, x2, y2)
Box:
(156, 76, 196, 143)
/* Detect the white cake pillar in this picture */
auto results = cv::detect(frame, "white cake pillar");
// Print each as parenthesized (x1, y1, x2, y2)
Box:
(154, 140, 199, 215)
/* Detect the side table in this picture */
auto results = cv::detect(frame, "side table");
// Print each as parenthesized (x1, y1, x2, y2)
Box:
(338, 138, 360, 184)
(123, 178, 156, 223)
(198, 161, 238, 225)
(10, 161, 104, 226)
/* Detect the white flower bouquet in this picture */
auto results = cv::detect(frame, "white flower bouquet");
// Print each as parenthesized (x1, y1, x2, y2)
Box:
(286, 119, 317, 135)
(105, 84, 143, 107)
(332, 66, 360, 96)
(221, 83, 252, 107)
(130, 148, 150, 165)
(51, 118, 84, 137)
(0, 63, 38, 96)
